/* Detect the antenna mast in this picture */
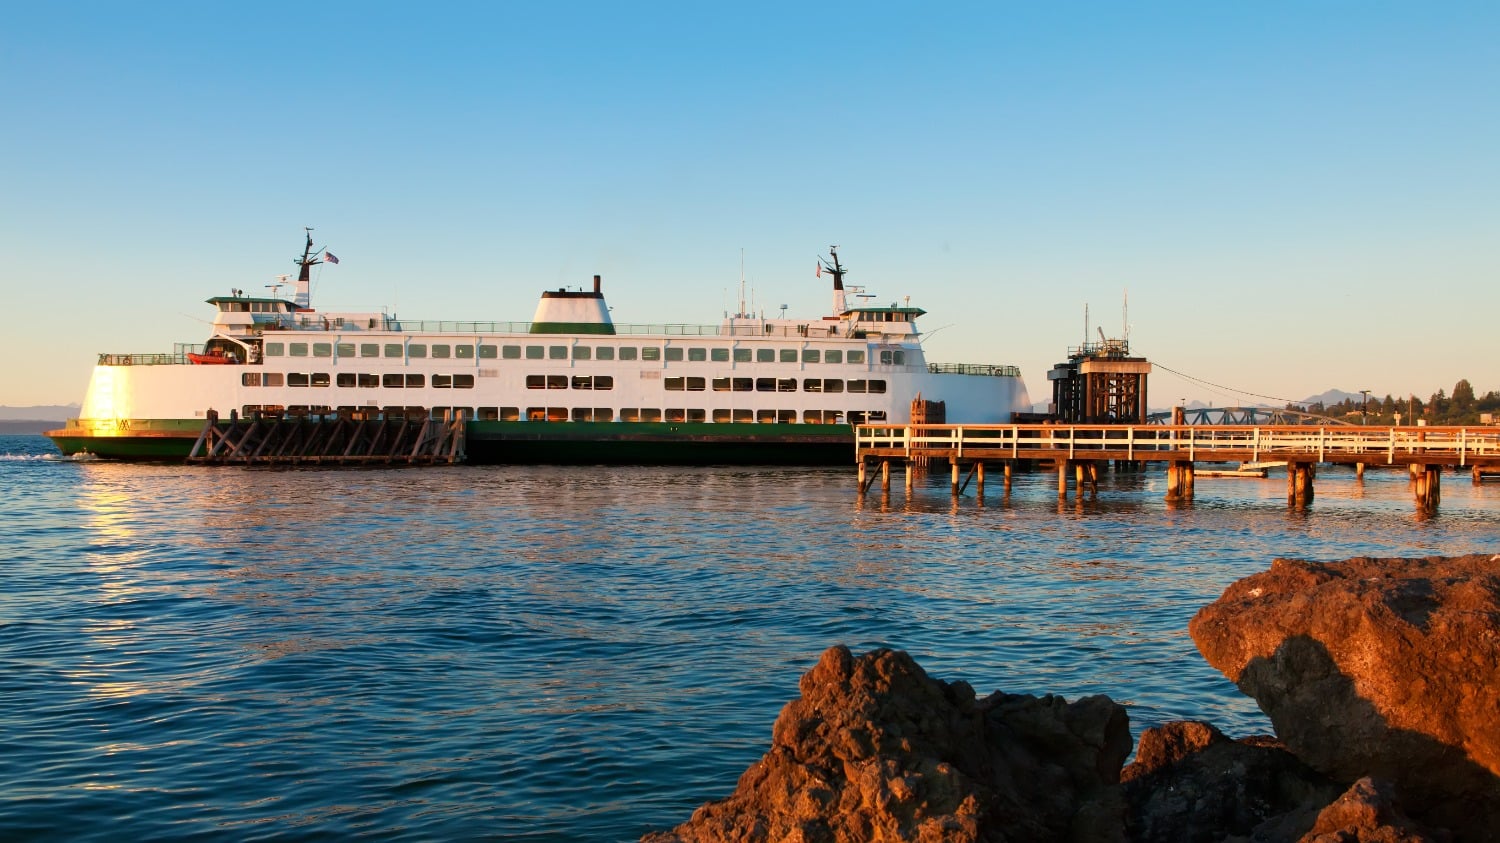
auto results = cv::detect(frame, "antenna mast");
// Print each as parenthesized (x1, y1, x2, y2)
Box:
(293, 227, 324, 309)
(820, 245, 848, 314)
(738, 248, 748, 319)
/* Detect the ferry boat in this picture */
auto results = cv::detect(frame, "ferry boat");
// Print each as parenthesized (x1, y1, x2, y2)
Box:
(46, 234, 1031, 464)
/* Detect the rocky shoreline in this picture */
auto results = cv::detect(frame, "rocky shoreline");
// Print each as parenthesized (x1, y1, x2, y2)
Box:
(644, 554, 1499, 842)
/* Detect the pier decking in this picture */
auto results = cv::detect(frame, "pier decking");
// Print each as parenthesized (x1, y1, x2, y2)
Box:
(855, 423, 1500, 512)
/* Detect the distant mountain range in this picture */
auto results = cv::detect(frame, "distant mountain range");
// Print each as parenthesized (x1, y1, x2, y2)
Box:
(0, 406, 76, 434)
(0, 405, 78, 421)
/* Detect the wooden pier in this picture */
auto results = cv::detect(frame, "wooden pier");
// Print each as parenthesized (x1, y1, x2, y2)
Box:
(187, 408, 466, 466)
(855, 423, 1500, 513)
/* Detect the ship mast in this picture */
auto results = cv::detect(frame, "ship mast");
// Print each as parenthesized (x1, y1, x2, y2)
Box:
(819, 245, 848, 315)
(293, 227, 324, 308)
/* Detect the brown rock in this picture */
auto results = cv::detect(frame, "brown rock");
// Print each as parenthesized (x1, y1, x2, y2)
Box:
(1122, 720, 1341, 841)
(1298, 777, 1447, 843)
(643, 645, 1133, 842)
(1190, 554, 1500, 839)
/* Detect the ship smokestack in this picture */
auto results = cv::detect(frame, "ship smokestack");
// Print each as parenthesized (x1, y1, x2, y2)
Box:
(593, 274, 601, 294)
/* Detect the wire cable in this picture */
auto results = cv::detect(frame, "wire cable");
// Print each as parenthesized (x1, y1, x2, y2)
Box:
(1150, 360, 1305, 407)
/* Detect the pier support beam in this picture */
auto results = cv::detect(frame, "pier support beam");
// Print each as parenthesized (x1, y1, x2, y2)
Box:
(951, 459, 961, 496)
(881, 459, 891, 494)
(1165, 460, 1195, 501)
(1287, 462, 1315, 507)
(1355, 462, 1365, 481)
(1057, 459, 1071, 499)
(1413, 465, 1441, 514)
(1003, 461, 1013, 494)
(976, 461, 985, 499)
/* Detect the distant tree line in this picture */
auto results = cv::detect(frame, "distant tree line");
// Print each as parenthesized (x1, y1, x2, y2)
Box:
(1290, 380, 1499, 425)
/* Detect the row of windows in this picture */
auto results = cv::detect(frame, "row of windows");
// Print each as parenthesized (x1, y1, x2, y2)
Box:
(243, 372, 476, 389)
(241, 405, 888, 425)
(243, 371, 889, 395)
(261, 341, 903, 366)
(665, 377, 887, 394)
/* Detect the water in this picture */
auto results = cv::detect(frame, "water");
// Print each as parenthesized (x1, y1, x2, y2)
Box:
(2, 433, 1496, 840)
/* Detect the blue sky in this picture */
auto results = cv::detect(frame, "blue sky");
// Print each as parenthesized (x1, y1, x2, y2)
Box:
(3, 2, 1496, 408)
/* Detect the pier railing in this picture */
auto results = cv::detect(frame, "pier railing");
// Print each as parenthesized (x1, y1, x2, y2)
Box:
(854, 423, 1500, 467)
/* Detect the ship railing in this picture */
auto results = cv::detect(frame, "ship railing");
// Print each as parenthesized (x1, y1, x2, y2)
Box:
(276, 319, 877, 340)
(927, 363, 1022, 378)
(98, 344, 206, 366)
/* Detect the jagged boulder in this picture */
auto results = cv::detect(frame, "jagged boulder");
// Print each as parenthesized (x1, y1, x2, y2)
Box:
(1121, 720, 1341, 841)
(642, 645, 1133, 843)
(1190, 554, 1500, 839)
(1298, 777, 1447, 843)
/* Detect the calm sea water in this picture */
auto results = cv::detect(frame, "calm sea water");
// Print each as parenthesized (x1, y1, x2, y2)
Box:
(2, 433, 1496, 840)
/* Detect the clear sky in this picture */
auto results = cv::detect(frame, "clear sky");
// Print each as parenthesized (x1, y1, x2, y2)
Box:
(3, 2, 1496, 409)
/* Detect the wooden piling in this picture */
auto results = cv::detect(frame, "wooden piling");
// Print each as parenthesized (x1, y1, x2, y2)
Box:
(1414, 465, 1440, 514)
(1165, 460, 1194, 501)
(1287, 462, 1314, 507)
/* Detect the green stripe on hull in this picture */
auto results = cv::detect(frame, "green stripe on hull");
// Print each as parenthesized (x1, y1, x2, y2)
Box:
(45, 418, 203, 460)
(45, 418, 855, 465)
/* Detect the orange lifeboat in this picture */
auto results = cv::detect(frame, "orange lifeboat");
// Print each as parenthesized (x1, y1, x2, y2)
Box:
(188, 349, 236, 365)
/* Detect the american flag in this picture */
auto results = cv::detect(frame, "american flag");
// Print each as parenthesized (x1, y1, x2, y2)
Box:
(324, 251, 340, 265)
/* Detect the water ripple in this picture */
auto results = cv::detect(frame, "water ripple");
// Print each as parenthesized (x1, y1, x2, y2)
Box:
(2, 438, 1496, 839)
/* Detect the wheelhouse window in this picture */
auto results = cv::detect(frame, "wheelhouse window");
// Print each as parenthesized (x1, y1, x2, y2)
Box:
(687, 348, 707, 362)
(432, 344, 451, 359)
(549, 346, 567, 360)
(596, 346, 615, 361)
(710, 348, 729, 362)
(641, 347, 660, 361)
(824, 350, 843, 364)
(573, 346, 591, 360)
(408, 344, 427, 359)
(879, 349, 904, 365)
(733, 348, 751, 363)
(665, 347, 684, 362)
(847, 350, 866, 364)
(384, 343, 403, 358)
(619, 347, 638, 361)
(455, 344, 474, 359)
(779, 349, 797, 363)
(289, 343, 308, 357)
(526, 346, 544, 360)
(313, 343, 332, 358)
(336, 343, 355, 358)
(361, 343, 379, 357)
(757, 348, 775, 363)
(802, 349, 820, 363)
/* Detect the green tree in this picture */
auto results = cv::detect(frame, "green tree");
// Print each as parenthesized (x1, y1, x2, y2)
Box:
(1454, 379, 1476, 411)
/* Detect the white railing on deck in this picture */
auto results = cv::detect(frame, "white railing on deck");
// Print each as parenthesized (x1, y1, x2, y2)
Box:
(854, 424, 1500, 466)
